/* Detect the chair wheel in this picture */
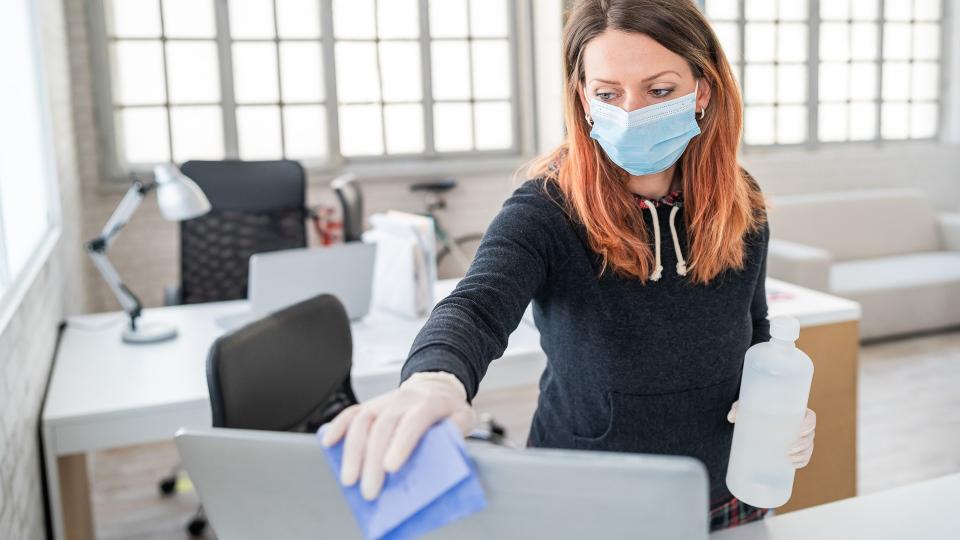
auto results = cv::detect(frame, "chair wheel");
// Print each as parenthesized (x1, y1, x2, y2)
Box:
(187, 517, 207, 536)
(159, 476, 177, 496)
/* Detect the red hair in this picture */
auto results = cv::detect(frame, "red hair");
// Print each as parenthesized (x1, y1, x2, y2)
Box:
(525, 0, 767, 285)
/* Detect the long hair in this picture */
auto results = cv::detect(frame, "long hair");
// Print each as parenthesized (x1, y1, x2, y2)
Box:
(526, 0, 767, 285)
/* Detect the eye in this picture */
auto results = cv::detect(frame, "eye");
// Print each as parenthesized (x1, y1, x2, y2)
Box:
(595, 91, 617, 101)
(651, 88, 673, 98)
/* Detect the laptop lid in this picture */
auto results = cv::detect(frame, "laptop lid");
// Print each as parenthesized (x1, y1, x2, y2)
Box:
(175, 427, 709, 540)
(247, 243, 376, 321)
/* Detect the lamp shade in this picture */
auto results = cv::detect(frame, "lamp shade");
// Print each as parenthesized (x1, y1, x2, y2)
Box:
(153, 164, 212, 221)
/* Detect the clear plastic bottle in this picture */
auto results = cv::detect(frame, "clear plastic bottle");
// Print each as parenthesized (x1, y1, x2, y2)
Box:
(726, 316, 814, 508)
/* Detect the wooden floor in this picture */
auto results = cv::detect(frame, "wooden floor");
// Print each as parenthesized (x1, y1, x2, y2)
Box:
(90, 329, 960, 539)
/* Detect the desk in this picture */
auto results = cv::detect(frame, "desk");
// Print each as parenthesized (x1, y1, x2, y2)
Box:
(711, 473, 960, 539)
(41, 278, 859, 540)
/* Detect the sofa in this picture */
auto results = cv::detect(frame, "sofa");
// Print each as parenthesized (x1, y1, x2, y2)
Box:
(765, 188, 960, 340)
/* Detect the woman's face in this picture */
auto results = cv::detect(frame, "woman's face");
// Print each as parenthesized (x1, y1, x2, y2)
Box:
(578, 29, 711, 116)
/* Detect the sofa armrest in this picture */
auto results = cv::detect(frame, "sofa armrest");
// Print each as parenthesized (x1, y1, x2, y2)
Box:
(937, 212, 960, 252)
(767, 238, 833, 292)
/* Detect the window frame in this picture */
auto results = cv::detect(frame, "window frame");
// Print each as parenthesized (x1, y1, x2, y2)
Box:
(89, 0, 536, 186)
(699, 0, 952, 151)
(0, 0, 63, 332)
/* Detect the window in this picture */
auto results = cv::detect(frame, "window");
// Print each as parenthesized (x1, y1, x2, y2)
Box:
(0, 0, 60, 328)
(94, 0, 521, 180)
(703, 0, 948, 146)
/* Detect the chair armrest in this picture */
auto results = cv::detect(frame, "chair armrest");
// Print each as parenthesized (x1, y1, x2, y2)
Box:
(164, 284, 182, 306)
(937, 212, 960, 251)
(767, 238, 833, 292)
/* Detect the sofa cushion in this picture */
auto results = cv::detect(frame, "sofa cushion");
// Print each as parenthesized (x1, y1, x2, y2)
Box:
(768, 189, 940, 261)
(831, 252, 960, 339)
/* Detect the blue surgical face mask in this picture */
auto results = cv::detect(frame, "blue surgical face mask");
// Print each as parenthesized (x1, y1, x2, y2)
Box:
(588, 79, 702, 176)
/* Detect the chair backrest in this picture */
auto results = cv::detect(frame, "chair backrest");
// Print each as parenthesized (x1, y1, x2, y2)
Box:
(206, 294, 357, 432)
(767, 188, 940, 261)
(178, 160, 308, 304)
(331, 173, 364, 242)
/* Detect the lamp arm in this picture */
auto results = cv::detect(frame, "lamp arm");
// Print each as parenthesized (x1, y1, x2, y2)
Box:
(97, 180, 156, 248)
(87, 248, 143, 324)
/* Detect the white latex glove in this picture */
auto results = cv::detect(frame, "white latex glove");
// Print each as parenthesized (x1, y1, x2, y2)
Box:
(320, 371, 475, 500)
(727, 400, 816, 469)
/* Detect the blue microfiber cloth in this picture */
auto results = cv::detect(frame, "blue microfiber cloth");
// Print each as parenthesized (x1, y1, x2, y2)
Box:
(316, 418, 487, 540)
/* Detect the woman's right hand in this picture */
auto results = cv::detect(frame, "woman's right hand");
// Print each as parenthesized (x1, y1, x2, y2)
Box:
(320, 371, 475, 501)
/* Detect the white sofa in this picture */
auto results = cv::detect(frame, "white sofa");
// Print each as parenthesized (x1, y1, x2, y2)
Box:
(765, 189, 960, 340)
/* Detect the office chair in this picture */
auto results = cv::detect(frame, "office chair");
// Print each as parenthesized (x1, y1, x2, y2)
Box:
(331, 173, 364, 242)
(185, 294, 358, 536)
(165, 159, 311, 306)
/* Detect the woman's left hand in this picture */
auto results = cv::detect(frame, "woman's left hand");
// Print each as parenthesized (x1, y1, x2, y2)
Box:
(727, 401, 816, 469)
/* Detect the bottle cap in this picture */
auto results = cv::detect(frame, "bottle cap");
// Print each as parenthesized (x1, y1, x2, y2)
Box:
(770, 316, 800, 342)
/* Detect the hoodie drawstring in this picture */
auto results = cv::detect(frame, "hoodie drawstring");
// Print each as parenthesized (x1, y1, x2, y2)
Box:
(642, 200, 688, 281)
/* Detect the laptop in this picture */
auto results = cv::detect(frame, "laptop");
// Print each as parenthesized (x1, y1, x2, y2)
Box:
(175, 427, 710, 540)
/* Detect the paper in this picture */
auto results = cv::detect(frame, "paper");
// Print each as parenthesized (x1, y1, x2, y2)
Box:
(363, 212, 437, 318)
(317, 419, 487, 540)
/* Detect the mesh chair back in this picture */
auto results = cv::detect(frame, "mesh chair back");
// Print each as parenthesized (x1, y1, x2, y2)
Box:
(178, 160, 307, 304)
(206, 294, 357, 431)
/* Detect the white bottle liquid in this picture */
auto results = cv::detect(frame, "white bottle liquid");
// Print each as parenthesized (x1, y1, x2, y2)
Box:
(726, 316, 814, 509)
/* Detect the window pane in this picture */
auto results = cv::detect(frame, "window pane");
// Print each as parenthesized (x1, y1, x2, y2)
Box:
(334, 0, 375, 39)
(471, 40, 510, 99)
(280, 42, 324, 103)
(849, 62, 877, 100)
(820, 0, 850, 20)
(910, 102, 937, 138)
(335, 42, 381, 103)
(283, 105, 327, 159)
(166, 41, 220, 103)
(339, 104, 384, 155)
(233, 42, 279, 103)
(819, 103, 848, 141)
(162, 0, 215, 38)
(384, 103, 424, 153)
(914, 0, 941, 20)
(113, 41, 166, 105)
(706, 0, 739, 20)
(882, 23, 911, 60)
(745, 0, 776, 20)
(744, 63, 775, 104)
(118, 107, 170, 163)
(170, 106, 224, 161)
(884, 0, 912, 21)
(229, 0, 275, 39)
(434, 102, 473, 151)
(911, 62, 939, 101)
(777, 23, 807, 62)
(379, 41, 422, 102)
(237, 105, 282, 159)
(377, 0, 419, 39)
(745, 23, 775, 62)
(848, 101, 877, 140)
(881, 61, 910, 100)
(276, 0, 321, 38)
(431, 41, 471, 100)
(777, 64, 805, 103)
(778, 0, 807, 21)
(711, 22, 740, 62)
(912, 23, 940, 60)
(429, 0, 468, 38)
(851, 0, 879, 20)
(744, 105, 775, 145)
(850, 23, 878, 60)
(473, 101, 512, 150)
(470, 0, 508, 38)
(776, 104, 806, 143)
(819, 63, 848, 102)
(819, 22, 849, 62)
(108, 0, 161, 37)
(881, 102, 909, 139)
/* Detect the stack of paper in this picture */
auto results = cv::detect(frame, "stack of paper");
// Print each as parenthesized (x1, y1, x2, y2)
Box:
(362, 211, 437, 318)
(317, 419, 487, 540)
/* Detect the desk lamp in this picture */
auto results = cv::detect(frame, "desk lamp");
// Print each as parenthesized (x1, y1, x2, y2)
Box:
(86, 164, 211, 344)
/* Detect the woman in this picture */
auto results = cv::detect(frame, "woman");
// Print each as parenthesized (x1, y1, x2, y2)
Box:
(323, 0, 816, 532)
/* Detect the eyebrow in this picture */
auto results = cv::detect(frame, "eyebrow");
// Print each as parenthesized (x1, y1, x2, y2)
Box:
(589, 70, 682, 85)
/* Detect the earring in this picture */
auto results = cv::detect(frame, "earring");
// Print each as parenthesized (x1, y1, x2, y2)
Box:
(698, 106, 707, 120)
(584, 113, 594, 126)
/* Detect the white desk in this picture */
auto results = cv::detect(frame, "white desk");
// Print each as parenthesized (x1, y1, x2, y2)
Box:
(41, 277, 858, 540)
(711, 473, 960, 539)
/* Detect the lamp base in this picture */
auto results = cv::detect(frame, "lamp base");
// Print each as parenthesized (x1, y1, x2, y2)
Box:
(122, 322, 178, 344)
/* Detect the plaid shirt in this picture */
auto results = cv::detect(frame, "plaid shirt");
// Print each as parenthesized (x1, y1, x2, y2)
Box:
(709, 494, 770, 531)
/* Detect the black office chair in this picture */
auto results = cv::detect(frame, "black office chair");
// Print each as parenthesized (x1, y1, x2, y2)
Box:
(165, 159, 311, 306)
(184, 294, 358, 536)
(331, 173, 364, 242)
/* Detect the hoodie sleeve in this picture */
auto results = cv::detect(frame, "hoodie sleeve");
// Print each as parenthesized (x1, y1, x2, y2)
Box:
(399, 179, 563, 401)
